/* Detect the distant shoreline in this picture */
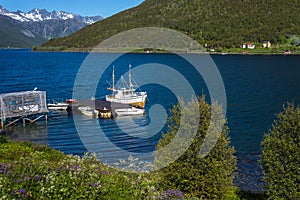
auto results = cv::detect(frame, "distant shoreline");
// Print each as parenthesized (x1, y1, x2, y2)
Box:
(2, 47, 299, 55)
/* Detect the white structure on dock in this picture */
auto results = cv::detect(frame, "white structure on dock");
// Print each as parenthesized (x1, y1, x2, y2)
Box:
(0, 90, 48, 128)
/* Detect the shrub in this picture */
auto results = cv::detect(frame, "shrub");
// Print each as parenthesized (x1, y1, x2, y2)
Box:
(0, 136, 8, 144)
(261, 103, 300, 199)
(154, 96, 237, 199)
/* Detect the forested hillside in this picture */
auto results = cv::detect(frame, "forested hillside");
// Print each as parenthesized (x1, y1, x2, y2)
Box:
(40, 0, 300, 50)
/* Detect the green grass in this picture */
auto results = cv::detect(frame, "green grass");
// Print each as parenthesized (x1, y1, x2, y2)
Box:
(0, 136, 266, 199)
(0, 136, 159, 199)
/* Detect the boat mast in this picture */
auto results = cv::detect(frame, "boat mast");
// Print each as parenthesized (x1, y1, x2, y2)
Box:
(112, 65, 115, 90)
(128, 64, 133, 90)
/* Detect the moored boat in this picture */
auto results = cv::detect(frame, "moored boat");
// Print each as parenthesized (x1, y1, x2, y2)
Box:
(114, 107, 145, 116)
(106, 65, 147, 108)
(47, 102, 69, 111)
(78, 106, 99, 117)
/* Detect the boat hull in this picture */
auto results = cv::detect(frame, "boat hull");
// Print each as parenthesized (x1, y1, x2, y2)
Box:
(114, 107, 145, 116)
(47, 103, 69, 111)
(106, 94, 147, 108)
(78, 106, 99, 117)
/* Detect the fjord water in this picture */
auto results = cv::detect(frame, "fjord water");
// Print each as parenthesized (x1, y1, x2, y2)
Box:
(1, 49, 300, 191)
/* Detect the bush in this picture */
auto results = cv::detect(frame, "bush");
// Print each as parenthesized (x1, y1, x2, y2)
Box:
(154, 96, 237, 199)
(261, 103, 300, 199)
(0, 136, 8, 144)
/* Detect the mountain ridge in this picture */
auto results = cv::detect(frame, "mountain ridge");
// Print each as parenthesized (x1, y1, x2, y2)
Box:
(0, 5, 103, 47)
(40, 0, 300, 51)
(0, 6, 103, 24)
(0, 15, 45, 47)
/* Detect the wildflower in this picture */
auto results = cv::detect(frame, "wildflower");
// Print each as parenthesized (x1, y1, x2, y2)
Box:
(68, 164, 81, 172)
(16, 179, 23, 183)
(157, 189, 184, 200)
(18, 189, 26, 194)
(102, 170, 109, 175)
(34, 175, 41, 181)
(0, 163, 8, 173)
(89, 182, 98, 187)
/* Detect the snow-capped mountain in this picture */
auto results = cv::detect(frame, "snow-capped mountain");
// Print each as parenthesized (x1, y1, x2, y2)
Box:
(0, 6, 102, 24)
(0, 5, 103, 47)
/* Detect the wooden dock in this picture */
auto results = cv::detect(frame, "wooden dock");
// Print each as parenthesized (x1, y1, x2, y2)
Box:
(75, 100, 131, 111)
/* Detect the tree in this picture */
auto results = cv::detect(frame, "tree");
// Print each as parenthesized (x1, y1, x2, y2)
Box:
(261, 103, 300, 199)
(154, 96, 237, 199)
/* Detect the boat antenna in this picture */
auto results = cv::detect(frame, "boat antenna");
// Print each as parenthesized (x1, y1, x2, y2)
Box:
(129, 64, 133, 90)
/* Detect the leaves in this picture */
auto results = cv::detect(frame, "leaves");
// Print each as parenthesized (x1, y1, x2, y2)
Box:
(261, 103, 300, 199)
(154, 96, 237, 199)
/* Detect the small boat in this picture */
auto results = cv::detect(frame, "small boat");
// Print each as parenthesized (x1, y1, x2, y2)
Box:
(114, 107, 145, 116)
(78, 106, 99, 117)
(66, 99, 79, 106)
(106, 65, 147, 108)
(66, 99, 78, 103)
(47, 102, 69, 111)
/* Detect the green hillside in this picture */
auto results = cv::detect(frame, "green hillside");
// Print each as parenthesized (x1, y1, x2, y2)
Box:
(39, 0, 300, 51)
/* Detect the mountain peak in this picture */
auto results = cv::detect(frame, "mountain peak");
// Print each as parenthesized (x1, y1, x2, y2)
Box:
(0, 5, 102, 23)
(0, 5, 103, 47)
(0, 5, 9, 14)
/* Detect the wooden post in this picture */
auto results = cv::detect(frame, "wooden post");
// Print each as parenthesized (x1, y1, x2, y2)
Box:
(5, 118, 21, 128)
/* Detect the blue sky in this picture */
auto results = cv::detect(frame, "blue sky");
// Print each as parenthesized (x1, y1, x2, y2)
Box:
(0, 0, 144, 18)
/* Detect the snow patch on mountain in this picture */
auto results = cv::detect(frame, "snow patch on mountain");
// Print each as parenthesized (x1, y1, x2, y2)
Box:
(0, 6, 102, 24)
(21, 29, 36, 38)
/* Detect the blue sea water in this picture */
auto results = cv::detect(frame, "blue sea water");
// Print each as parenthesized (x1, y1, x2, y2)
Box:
(0, 49, 299, 191)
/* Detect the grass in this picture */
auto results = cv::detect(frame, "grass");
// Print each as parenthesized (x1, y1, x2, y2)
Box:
(0, 136, 266, 199)
(0, 136, 160, 199)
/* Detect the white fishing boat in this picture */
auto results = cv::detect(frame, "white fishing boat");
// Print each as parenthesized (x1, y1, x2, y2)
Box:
(78, 106, 99, 117)
(106, 65, 147, 108)
(47, 102, 69, 111)
(114, 107, 145, 116)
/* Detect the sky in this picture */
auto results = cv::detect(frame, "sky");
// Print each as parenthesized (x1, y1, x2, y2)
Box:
(0, 0, 144, 18)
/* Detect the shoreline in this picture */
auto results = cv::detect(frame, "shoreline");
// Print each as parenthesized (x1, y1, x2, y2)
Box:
(2, 47, 300, 55)
(31, 46, 300, 55)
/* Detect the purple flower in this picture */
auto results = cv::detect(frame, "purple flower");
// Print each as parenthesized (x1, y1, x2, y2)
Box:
(89, 182, 100, 187)
(0, 163, 8, 173)
(19, 189, 26, 194)
(157, 189, 184, 200)
(102, 171, 109, 175)
(34, 175, 42, 181)
(67, 164, 81, 172)
(16, 179, 23, 183)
